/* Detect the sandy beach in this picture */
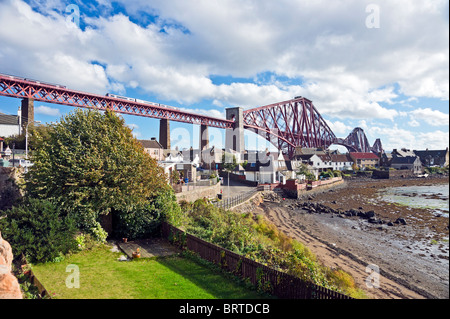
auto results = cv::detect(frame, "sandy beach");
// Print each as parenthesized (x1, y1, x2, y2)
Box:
(255, 176, 449, 299)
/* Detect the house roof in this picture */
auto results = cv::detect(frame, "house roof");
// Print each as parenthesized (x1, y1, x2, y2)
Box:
(0, 114, 19, 126)
(330, 154, 352, 162)
(414, 149, 448, 158)
(393, 148, 416, 157)
(349, 152, 379, 160)
(295, 147, 326, 155)
(139, 139, 163, 149)
(391, 156, 419, 164)
(292, 154, 316, 161)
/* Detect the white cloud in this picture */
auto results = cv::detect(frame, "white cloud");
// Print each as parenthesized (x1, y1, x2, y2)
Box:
(408, 118, 420, 127)
(409, 108, 449, 127)
(0, 0, 448, 149)
(35, 105, 61, 116)
(325, 120, 353, 136)
(369, 125, 449, 151)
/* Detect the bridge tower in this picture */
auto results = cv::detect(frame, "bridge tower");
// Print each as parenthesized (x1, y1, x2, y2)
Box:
(199, 124, 209, 151)
(21, 98, 34, 131)
(225, 107, 245, 157)
(159, 119, 170, 150)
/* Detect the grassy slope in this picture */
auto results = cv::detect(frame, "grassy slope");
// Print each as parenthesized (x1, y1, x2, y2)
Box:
(31, 244, 265, 299)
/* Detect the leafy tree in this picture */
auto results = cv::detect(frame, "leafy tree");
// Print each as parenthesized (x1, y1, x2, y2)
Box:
(0, 198, 78, 263)
(296, 163, 316, 181)
(4, 133, 26, 150)
(25, 109, 175, 239)
(221, 152, 238, 172)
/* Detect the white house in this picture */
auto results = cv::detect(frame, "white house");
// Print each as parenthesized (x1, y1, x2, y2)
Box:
(0, 110, 21, 138)
(243, 151, 282, 184)
(316, 154, 353, 171)
(291, 154, 331, 180)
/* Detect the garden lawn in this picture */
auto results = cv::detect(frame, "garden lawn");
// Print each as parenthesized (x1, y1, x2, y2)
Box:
(30, 244, 266, 299)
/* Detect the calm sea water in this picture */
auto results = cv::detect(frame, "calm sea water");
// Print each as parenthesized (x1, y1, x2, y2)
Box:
(380, 184, 449, 217)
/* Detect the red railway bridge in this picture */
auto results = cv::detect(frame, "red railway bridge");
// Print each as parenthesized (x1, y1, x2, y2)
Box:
(0, 73, 382, 157)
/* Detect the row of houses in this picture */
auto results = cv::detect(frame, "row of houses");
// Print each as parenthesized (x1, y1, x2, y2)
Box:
(140, 138, 448, 185)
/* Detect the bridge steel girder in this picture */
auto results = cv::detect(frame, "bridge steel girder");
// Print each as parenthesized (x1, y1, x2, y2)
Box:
(341, 127, 372, 153)
(0, 74, 234, 129)
(1, 74, 383, 156)
(242, 97, 337, 157)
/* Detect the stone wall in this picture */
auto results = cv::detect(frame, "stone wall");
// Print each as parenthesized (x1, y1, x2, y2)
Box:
(175, 183, 221, 203)
(0, 231, 22, 299)
(0, 167, 23, 210)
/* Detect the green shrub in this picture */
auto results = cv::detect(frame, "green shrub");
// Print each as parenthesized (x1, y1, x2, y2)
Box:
(320, 170, 334, 179)
(0, 198, 78, 263)
(332, 170, 342, 177)
(113, 191, 181, 240)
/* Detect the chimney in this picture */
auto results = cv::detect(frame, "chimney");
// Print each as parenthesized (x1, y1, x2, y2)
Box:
(18, 106, 22, 134)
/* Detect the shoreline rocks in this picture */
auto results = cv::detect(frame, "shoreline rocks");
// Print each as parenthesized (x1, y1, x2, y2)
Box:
(0, 231, 22, 299)
(295, 201, 404, 227)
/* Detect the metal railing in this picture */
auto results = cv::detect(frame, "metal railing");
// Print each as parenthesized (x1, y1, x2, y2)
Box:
(212, 188, 259, 210)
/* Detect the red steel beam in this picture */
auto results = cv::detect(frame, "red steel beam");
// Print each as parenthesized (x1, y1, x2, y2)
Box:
(0, 74, 234, 129)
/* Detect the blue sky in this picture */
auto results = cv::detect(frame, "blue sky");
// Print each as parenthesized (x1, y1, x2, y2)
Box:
(0, 0, 448, 152)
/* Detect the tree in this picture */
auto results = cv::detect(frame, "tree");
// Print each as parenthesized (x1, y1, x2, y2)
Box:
(25, 109, 175, 239)
(4, 133, 26, 150)
(296, 163, 316, 181)
(222, 152, 238, 172)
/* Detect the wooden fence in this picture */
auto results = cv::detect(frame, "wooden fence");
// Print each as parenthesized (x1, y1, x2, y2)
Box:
(161, 222, 352, 299)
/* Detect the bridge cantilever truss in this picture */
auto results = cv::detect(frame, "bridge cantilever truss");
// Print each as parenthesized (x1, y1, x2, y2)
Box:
(242, 97, 337, 157)
(334, 128, 384, 153)
(0, 73, 383, 156)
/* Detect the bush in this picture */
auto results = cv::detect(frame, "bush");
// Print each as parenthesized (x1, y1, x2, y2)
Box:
(25, 109, 172, 237)
(0, 198, 78, 263)
(332, 170, 342, 177)
(113, 190, 182, 239)
(320, 170, 334, 179)
(112, 202, 162, 240)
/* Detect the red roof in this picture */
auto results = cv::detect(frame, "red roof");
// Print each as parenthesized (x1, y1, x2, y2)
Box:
(349, 152, 379, 159)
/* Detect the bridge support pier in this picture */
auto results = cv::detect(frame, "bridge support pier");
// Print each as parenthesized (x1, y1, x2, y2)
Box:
(225, 107, 244, 160)
(159, 119, 170, 150)
(21, 98, 34, 132)
(199, 124, 209, 151)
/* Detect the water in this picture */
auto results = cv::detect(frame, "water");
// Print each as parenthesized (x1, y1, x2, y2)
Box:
(380, 184, 449, 217)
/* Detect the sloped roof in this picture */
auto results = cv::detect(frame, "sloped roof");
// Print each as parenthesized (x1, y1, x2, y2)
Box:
(139, 139, 163, 149)
(292, 154, 315, 161)
(349, 152, 379, 160)
(414, 149, 448, 158)
(391, 156, 419, 164)
(331, 154, 352, 162)
(0, 114, 19, 126)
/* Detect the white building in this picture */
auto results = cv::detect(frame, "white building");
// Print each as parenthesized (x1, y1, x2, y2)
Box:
(0, 109, 21, 138)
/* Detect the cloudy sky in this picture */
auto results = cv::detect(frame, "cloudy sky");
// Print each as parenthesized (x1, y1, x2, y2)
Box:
(0, 0, 448, 152)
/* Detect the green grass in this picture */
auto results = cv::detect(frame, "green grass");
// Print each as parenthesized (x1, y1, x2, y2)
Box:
(30, 244, 266, 299)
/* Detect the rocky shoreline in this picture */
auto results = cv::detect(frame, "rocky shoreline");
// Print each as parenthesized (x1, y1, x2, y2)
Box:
(258, 176, 449, 299)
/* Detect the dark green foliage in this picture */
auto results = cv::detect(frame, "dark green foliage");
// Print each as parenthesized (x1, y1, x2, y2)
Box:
(3, 133, 26, 150)
(0, 198, 78, 263)
(320, 170, 334, 179)
(24, 109, 176, 239)
(112, 191, 181, 240)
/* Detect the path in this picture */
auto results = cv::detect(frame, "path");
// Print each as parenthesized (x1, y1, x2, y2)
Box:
(118, 238, 180, 259)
